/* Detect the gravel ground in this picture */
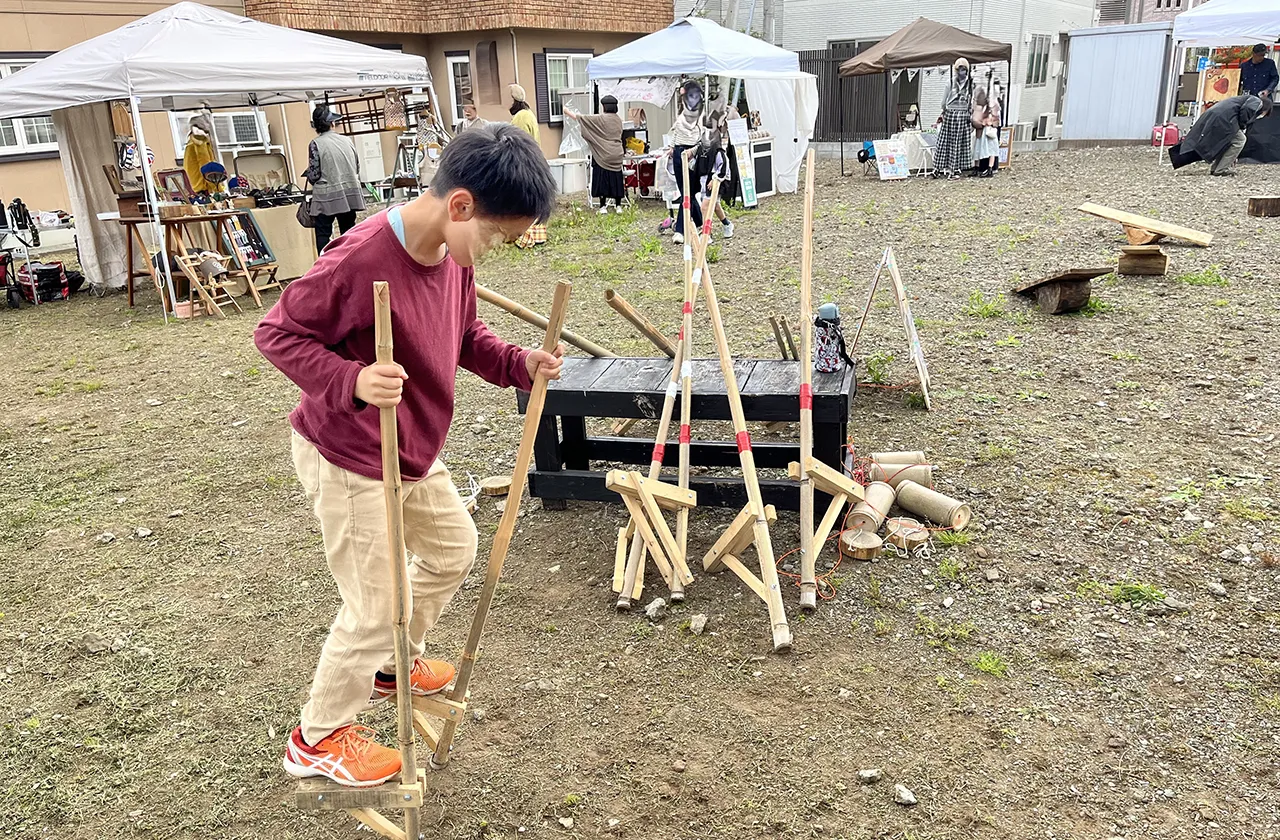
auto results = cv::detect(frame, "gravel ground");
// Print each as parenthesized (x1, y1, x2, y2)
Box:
(1, 147, 1277, 840)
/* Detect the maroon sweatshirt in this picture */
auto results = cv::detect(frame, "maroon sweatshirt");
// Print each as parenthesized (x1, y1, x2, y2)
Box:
(254, 211, 532, 482)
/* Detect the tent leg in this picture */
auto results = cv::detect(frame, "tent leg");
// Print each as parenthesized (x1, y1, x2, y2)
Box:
(839, 74, 846, 177)
(883, 70, 891, 137)
(128, 93, 177, 322)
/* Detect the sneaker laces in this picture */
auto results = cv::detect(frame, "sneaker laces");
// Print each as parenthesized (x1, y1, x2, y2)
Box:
(326, 725, 379, 761)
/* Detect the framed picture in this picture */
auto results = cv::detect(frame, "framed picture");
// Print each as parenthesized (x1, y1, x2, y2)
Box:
(219, 211, 276, 268)
(154, 168, 193, 201)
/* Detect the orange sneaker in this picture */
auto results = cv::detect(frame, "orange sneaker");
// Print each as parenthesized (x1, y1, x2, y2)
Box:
(370, 658, 455, 705)
(282, 724, 401, 788)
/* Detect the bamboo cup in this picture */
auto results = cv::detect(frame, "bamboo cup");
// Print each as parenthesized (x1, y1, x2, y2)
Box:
(895, 480, 972, 531)
(849, 481, 895, 533)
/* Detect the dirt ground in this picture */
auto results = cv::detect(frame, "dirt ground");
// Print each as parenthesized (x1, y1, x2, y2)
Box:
(2, 148, 1278, 840)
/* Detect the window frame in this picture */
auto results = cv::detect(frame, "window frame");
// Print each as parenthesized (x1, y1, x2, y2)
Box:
(544, 51, 592, 124)
(1025, 34, 1051, 88)
(445, 53, 472, 127)
(0, 62, 59, 157)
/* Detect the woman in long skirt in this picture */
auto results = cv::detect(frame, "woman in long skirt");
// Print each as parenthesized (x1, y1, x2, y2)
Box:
(565, 95, 626, 213)
(971, 86, 1002, 177)
(933, 57, 974, 180)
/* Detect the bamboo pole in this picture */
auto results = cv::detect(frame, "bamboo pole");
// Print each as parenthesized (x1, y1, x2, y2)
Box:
(848, 249, 888, 357)
(779, 316, 799, 361)
(693, 178, 791, 653)
(373, 282, 420, 840)
(768, 316, 791, 359)
(605, 289, 676, 358)
(797, 149, 818, 612)
(431, 281, 573, 769)
(617, 334, 687, 609)
(475, 283, 612, 358)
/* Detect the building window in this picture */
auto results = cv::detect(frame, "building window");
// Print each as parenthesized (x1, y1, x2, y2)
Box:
(169, 110, 269, 157)
(0, 63, 58, 156)
(545, 53, 590, 122)
(1026, 34, 1051, 88)
(446, 54, 472, 127)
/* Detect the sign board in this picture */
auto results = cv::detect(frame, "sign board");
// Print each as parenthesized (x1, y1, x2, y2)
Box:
(1197, 55, 1210, 72)
(998, 126, 1013, 167)
(728, 118, 757, 207)
(873, 138, 910, 180)
(847, 247, 932, 410)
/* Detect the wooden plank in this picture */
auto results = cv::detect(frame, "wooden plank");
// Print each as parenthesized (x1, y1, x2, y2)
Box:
(1077, 202, 1212, 247)
(1120, 244, 1163, 254)
(295, 778, 423, 811)
(632, 472, 694, 586)
(802, 456, 866, 502)
(620, 494, 674, 587)
(1117, 251, 1169, 276)
(740, 359, 797, 395)
(605, 469, 697, 509)
(612, 527, 627, 594)
(688, 358, 757, 394)
(591, 358, 674, 393)
(530, 470, 807, 511)
(703, 505, 754, 573)
(1012, 266, 1112, 295)
(411, 693, 466, 722)
(349, 808, 408, 840)
(585, 436, 801, 469)
(412, 710, 440, 750)
(1248, 196, 1280, 217)
(719, 554, 769, 601)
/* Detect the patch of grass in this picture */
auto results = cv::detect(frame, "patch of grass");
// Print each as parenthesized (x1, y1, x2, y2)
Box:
(1165, 480, 1203, 503)
(959, 252, 972, 266)
(962, 290, 1006, 318)
(1076, 297, 1115, 317)
(873, 617, 893, 637)
(1258, 694, 1280, 717)
(936, 556, 964, 581)
(959, 329, 989, 340)
(1016, 390, 1049, 402)
(35, 379, 67, 397)
(245, 366, 261, 377)
(972, 651, 1008, 678)
(633, 235, 662, 260)
(60, 357, 78, 371)
(937, 530, 973, 547)
(72, 380, 104, 393)
(1110, 580, 1166, 606)
(563, 793, 583, 807)
(1210, 299, 1230, 308)
(916, 617, 976, 650)
(904, 392, 927, 409)
(704, 243, 722, 264)
(1111, 350, 1141, 361)
(1221, 499, 1272, 522)
(1178, 265, 1229, 287)
(994, 335, 1022, 347)
(971, 393, 999, 405)
(865, 351, 894, 385)
(1115, 381, 1142, 390)
(864, 573, 889, 609)
(1015, 369, 1044, 379)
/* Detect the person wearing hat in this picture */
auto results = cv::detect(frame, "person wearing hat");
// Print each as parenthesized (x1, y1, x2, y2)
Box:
(565, 96, 625, 213)
(1240, 44, 1278, 99)
(304, 104, 366, 254)
(933, 57, 974, 179)
(508, 84, 539, 142)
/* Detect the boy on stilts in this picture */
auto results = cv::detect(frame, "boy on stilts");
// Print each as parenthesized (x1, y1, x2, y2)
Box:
(255, 125, 562, 787)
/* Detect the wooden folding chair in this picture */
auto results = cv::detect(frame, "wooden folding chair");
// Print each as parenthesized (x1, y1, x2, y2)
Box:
(175, 253, 242, 319)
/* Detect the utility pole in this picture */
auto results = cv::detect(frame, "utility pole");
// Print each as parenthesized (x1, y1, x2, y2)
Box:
(762, 0, 775, 42)
(723, 0, 742, 29)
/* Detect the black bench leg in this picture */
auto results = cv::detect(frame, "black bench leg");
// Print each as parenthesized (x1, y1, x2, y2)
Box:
(560, 415, 590, 470)
(532, 414, 567, 510)
(814, 421, 845, 472)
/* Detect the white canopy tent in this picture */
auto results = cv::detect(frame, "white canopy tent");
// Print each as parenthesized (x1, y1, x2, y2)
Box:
(1157, 0, 1280, 164)
(587, 17, 818, 193)
(0, 2, 433, 314)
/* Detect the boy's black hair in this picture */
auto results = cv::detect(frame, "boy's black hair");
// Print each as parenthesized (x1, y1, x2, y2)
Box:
(431, 123, 556, 223)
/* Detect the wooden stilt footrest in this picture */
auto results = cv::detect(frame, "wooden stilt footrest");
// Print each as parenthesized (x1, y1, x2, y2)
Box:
(607, 469, 696, 591)
(295, 770, 425, 811)
(703, 503, 778, 575)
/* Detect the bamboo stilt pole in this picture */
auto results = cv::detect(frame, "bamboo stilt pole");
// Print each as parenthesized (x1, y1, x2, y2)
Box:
(605, 289, 676, 358)
(476, 283, 611, 358)
(431, 281, 573, 769)
(797, 149, 818, 612)
(769, 316, 791, 360)
(373, 282, 420, 840)
(779, 316, 799, 361)
(693, 179, 791, 653)
(848, 250, 888, 357)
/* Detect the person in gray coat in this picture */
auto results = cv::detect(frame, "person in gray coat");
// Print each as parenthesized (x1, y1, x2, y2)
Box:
(1172, 94, 1272, 176)
(304, 105, 366, 252)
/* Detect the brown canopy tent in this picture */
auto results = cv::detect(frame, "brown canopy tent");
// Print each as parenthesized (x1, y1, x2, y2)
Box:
(831, 17, 1011, 176)
(838, 17, 1012, 76)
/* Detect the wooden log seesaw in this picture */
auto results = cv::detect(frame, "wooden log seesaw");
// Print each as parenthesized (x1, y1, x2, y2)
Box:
(296, 280, 572, 838)
(1077, 202, 1213, 248)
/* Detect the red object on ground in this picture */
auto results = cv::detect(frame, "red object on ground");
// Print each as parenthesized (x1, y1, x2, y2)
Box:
(1152, 123, 1180, 147)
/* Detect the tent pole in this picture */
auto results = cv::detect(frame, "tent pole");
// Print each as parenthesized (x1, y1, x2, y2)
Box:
(279, 104, 296, 183)
(884, 70, 892, 136)
(128, 92, 177, 323)
(839, 74, 846, 177)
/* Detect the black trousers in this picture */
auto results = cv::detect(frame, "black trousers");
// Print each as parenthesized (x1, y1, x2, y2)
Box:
(671, 144, 703, 236)
(315, 210, 357, 254)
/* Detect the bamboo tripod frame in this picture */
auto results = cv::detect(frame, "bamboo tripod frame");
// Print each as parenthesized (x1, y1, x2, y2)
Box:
(296, 282, 572, 839)
(613, 153, 714, 608)
(797, 150, 818, 611)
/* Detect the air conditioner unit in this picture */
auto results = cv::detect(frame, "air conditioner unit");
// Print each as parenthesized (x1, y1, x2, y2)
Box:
(1013, 121, 1035, 142)
(1035, 112, 1058, 140)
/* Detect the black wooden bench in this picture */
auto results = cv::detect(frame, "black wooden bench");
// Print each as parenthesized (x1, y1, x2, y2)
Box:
(515, 357, 855, 511)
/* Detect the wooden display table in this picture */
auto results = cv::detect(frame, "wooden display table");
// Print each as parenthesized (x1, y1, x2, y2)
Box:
(119, 210, 281, 311)
(516, 357, 855, 510)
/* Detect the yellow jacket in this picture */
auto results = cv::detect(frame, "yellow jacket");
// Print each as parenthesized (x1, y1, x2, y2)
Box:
(183, 132, 217, 193)
(511, 109, 539, 143)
